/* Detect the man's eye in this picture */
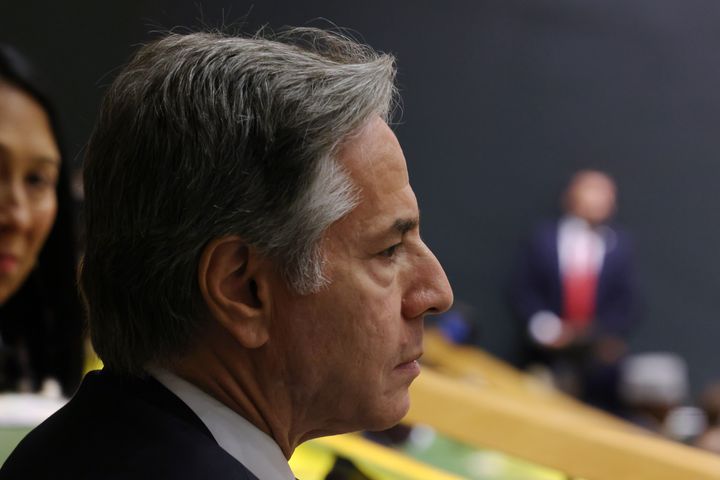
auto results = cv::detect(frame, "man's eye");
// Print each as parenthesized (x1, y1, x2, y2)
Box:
(378, 243, 401, 258)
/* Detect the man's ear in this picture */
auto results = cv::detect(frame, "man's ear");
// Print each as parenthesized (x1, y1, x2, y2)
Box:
(198, 236, 271, 348)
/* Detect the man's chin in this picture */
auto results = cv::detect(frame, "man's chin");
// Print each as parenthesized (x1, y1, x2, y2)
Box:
(365, 394, 411, 432)
(316, 391, 411, 435)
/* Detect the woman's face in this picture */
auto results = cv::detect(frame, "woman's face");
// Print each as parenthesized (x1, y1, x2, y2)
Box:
(0, 82, 60, 304)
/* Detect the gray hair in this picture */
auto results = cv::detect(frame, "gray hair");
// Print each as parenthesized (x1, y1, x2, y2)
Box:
(80, 28, 397, 374)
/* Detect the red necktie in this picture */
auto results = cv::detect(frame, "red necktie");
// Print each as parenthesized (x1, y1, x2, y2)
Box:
(562, 232, 598, 328)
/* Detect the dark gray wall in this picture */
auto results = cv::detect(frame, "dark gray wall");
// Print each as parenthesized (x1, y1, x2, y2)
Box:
(4, 0, 720, 394)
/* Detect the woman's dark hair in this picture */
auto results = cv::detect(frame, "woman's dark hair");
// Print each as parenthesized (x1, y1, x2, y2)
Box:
(0, 44, 84, 395)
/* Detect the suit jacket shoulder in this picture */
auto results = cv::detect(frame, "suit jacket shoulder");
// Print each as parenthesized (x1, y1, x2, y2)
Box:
(0, 370, 258, 480)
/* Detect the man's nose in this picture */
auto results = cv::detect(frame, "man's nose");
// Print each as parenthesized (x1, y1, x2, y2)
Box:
(0, 180, 31, 231)
(402, 242, 454, 320)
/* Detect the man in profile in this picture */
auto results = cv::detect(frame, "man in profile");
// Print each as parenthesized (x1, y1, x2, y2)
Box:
(0, 28, 453, 479)
(512, 170, 635, 412)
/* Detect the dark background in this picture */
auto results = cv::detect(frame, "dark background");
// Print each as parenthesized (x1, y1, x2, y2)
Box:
(4, 0, 720, 395)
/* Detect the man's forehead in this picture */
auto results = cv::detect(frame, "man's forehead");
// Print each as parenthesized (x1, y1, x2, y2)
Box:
(340, 187, 420, 242)
(338, 118, 409, 195)
(571, 172, 615, 191)
(326, 117, 419, 241)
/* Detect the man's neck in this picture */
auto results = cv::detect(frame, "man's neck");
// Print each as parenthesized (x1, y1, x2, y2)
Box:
(149, 365, 295, 480)
(166, 336, 301, 458)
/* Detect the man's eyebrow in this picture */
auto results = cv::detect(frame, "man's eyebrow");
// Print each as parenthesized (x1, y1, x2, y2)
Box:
(393, 217, 419, 235)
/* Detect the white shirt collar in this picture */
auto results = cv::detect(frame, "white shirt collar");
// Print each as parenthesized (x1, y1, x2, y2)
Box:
(560, 214, 592, 231)
(148, 367, 294, 480)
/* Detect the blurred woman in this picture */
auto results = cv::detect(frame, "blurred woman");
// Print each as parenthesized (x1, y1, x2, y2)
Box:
(0, 45, 83, 397)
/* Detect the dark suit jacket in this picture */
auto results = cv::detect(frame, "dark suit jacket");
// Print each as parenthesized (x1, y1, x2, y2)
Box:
(512, 220, 636, 338)
(0, 370, 259, 480)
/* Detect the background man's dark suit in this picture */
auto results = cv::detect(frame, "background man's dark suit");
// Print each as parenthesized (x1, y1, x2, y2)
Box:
(0, 370, 258, 479)
(513, 220, 636, 339)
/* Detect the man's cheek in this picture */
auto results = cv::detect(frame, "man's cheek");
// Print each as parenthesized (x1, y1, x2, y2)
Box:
(363, 261, 396, 290)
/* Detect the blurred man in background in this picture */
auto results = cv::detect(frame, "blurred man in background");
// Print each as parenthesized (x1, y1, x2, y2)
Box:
(0, 28, 453, 479)
(512, 170, 636, 413)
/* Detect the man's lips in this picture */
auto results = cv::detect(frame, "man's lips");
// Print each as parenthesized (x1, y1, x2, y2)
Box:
(395, 352, 423, 370)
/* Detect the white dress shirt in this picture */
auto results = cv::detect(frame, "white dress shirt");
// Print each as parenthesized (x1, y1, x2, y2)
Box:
(149, 367, 295, 480)
(558, 215, 606, 275)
